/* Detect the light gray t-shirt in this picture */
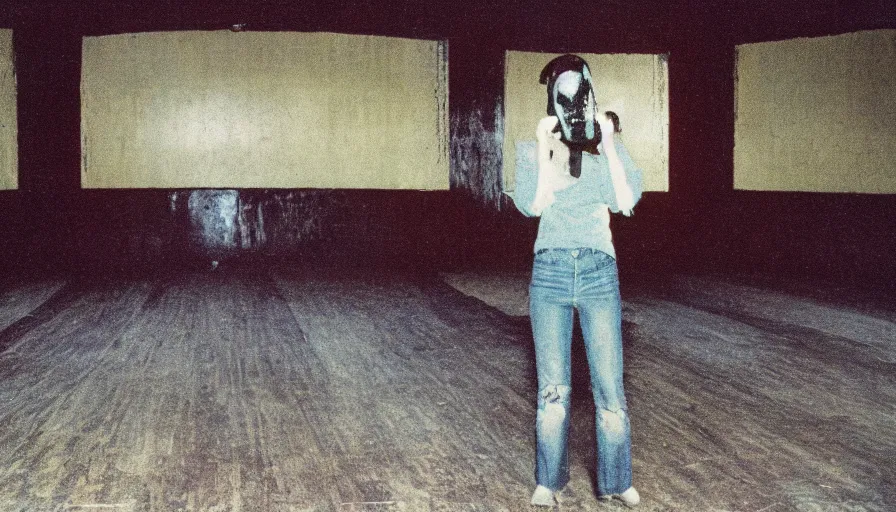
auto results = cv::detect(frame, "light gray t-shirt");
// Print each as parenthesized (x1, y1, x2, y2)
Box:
(511, 140, 643, 258)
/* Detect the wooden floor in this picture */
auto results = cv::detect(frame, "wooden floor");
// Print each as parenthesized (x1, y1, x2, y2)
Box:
(0, 266, 893, 511)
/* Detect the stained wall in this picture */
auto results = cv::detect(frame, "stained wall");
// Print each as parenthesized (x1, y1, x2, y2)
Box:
(0, 29, 15, 190)
(0, 0, 893, 288)
(81, 31, 448, 190)
(734, 30, 896, 193)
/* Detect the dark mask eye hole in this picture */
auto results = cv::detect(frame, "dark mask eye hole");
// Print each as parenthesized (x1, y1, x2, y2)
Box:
(556, 96, 574, 109)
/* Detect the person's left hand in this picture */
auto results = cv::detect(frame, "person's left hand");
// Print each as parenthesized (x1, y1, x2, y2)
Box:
(595, 110, 616, 142)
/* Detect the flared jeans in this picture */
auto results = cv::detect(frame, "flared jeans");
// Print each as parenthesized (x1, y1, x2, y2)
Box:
(529, 248, 633, 495)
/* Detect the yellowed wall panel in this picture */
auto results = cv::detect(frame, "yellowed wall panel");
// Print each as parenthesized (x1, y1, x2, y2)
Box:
(0, 30, 17, 191)
(734, 30, 896, 193)
(81, 31, 448, 189)
(503, 51, 668, 192)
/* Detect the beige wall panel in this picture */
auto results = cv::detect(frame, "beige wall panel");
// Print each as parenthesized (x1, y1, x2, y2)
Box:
(503, 51, 668, 192)
(81, 31, 448, 189)
(0, 30, 16, 190)
(734, 30, 896, 193)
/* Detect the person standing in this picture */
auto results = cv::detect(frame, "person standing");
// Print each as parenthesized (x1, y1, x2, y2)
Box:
(511, 54, 643, 508)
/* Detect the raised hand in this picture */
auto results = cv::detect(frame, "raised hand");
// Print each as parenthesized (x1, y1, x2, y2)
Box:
(536, 115, 560, 142)
(595, 110, 619, 142)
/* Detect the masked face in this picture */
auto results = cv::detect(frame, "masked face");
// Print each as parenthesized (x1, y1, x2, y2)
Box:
(552, 68, 597, 146)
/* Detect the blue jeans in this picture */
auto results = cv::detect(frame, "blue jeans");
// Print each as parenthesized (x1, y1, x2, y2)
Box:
(529, 248, 632, 495)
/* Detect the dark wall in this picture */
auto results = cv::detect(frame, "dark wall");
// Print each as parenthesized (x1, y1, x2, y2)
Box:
(0, 0, 893, 291)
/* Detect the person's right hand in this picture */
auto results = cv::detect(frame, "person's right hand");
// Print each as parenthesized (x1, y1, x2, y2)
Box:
(536, 116, 559, 142)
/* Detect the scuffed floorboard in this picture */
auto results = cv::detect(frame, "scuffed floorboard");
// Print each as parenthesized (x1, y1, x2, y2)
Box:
(0, 268, 892, 511)
(0, 278, 67, 334)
